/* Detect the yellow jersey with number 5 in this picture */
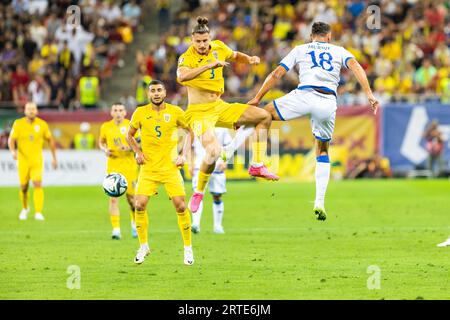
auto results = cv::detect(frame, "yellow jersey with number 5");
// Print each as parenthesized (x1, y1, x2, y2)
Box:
(177, 40, 234, 94)
(129, 103, 188, 173)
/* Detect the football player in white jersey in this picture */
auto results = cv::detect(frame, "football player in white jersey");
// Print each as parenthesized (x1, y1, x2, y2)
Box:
(247, 21, 379, 221)
(191, 127, 232, 234)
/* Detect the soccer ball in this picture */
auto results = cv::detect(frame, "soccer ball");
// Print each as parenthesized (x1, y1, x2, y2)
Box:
(102, 173, 128, 197)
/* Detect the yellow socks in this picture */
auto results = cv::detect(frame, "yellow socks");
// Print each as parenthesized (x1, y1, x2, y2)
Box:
(196, 171, 211, 193)
(129, 211, 135, 223)
(33, 187, 44, 213)
(19, 190, 28, 209)
(177, 209, 191, 247)
(252, 141, 267, 165)
(135, 209, 148, 245)
(110, 215, 120, 229)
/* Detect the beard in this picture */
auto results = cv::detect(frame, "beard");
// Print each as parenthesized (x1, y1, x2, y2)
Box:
(151, 98, 164, 106)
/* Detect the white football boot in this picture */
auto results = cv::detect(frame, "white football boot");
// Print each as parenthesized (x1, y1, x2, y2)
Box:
(134, 246, 150, 264)
(34, 212, 45, 221)
(437, 237, 450, 247)
(19, 208, 29, 220)
(213, 225, 225, 234)
(184, 247, 194, 266)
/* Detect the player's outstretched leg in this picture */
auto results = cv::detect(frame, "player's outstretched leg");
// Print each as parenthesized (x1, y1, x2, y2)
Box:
(19, 184, 30, 220)
(189, 129, 219, 213)
(314, 140, 330, 221)
(236, 106, 279, 181)
(212, 194, 225, 234)
(173, 196, 194, 265)
(133, 195, 150, 264)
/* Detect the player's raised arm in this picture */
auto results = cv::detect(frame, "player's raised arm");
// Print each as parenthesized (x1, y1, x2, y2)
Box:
(347, 58, 379, 114)
(229, 51, 260, 65)
(248, 65, 288, 106)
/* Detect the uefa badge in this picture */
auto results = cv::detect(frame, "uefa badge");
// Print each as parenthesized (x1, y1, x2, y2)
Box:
(120, 126, 127, 135)
(164, 114, 171, 122)
(212, 51, 218, 60)
(34, 125, 40, 132)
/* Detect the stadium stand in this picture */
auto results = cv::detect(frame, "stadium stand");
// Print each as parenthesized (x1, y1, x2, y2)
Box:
(135, 0, 449, 106)
(0, 0, 145, 111)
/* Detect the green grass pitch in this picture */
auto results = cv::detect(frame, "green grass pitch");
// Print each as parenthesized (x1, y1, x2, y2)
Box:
(0, 179, 449, 299)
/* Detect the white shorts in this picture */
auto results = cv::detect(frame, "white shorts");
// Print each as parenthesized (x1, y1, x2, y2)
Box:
(273, 88, 337, 141)
(192, 169, 227, 195)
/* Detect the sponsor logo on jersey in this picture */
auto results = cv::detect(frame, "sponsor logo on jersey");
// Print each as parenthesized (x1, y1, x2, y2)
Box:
(212, 51, 218, 59)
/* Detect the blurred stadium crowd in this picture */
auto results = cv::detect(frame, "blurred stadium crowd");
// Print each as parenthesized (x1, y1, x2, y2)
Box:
(0, 0, 144, 110)
(135, 0, 449, 106)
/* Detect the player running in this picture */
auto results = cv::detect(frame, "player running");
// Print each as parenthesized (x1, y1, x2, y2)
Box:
(247, 22, 379, 221)
(191, 127, 232, 234)
(176, 16, 279, 215)
(8, 102, 57, 221)
(126, 80, 195, 265)
(99, 103, 138, 240)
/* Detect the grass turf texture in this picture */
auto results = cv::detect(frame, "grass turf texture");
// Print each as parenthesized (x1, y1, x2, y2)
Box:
(0, 179, 449, 300)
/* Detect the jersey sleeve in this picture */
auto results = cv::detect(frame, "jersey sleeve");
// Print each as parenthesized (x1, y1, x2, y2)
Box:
(10, 120, 19, 139)
(129, 109, 141, 129)
(43, 122, 52, 139)
(279, 46, 299, 71)
(176, 108, 189, 129)
(217, 40, 234, 60)
(341, 47, 355, 69)
(178, 52, 193, 68)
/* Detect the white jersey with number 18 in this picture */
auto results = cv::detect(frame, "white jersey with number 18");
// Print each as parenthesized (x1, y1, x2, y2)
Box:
(279, 41, 355, 96)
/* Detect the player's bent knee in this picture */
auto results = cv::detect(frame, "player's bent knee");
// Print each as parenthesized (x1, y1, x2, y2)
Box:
(134, 197, 148, 211)
(20, 184, 29, 192)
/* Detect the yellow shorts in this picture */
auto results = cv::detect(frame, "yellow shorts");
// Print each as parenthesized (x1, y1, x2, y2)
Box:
(185, 99, 249, 136)
(136, 170, 185, 198)
(18, 159, 42, 185)
(107, 164, 139, 195)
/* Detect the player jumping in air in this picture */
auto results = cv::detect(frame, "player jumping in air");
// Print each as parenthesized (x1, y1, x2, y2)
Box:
(99, 103, 138, 240)
(191, 127, 232, 234)
(126, 80, 195, 265)
(8, 102, 58, 221)
(247, 22, 379, 221)
(176, 16, 279, 215)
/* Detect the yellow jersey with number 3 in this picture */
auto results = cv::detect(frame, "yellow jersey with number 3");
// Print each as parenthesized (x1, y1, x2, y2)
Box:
(10, 117, 52, 163)
(129, 103, 188, 173)
(177, 40, 234, 94)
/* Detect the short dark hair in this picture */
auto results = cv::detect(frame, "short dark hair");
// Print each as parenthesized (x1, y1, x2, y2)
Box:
(192, 16, 210, 35)
(148, 80, 165, 88)
(311, 22, 331, 36)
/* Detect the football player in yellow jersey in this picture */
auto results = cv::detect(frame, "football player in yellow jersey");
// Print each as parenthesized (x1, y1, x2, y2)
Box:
(7, 102, 57, 221)
(99, 103, 139, 240)
(176, 17, 279, 214)
(126, 80, 195, 265)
